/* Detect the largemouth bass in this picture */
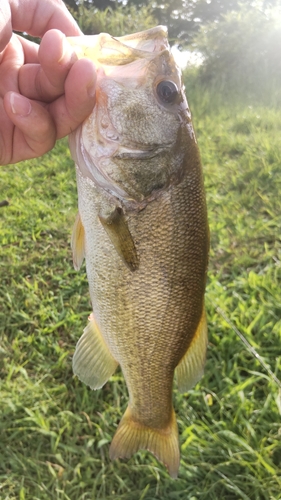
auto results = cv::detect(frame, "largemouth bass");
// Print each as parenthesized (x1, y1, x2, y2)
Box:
(68, 26, 209, 478)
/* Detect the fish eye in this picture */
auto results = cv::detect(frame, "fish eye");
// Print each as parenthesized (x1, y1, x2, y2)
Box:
(156, 80, 179, 104)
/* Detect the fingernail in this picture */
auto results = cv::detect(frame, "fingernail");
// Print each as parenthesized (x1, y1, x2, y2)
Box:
(87, 71, 97, 99)
(87, 80, 96, 99)
(10, 92, 31, 116)
(58, 35, 76, 65)
(58, 34, 68, 63)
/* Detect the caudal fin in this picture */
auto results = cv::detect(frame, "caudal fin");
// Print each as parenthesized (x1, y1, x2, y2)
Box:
(109, 406, 180, 478)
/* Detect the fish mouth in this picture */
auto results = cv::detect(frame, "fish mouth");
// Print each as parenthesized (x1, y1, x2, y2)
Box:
(114, 143, 172, 159)
(67, 26, 171, 68)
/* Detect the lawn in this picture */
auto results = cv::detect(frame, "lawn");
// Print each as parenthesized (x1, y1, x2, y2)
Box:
(0, 101, 280, 499)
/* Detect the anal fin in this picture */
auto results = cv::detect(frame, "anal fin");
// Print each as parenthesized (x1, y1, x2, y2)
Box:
(175, 306, 208, 392)
(73, 314, 118, 390)
(99, 207, 139, 271)
(71, 212, 85, 271)
(109, 406, 180, 479)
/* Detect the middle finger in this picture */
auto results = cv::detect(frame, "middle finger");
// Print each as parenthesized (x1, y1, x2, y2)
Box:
(18, 29, 77, 102)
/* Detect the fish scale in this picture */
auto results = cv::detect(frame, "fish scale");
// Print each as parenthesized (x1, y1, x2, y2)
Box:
(68, 26, 209, 478)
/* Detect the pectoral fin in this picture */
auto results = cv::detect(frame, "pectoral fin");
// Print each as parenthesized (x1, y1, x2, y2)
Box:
(73, 314, 119, 390)
(71, 212, 85, 271)
(99, 207, 139, 271)
(175, 306, 208, 392)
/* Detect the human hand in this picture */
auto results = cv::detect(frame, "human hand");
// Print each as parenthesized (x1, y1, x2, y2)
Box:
(0, 1, 96, 165)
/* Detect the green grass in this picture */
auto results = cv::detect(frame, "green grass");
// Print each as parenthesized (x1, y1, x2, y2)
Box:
(0, 103, 281, 499)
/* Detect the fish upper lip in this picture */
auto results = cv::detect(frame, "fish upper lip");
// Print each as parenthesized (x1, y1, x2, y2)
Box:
(67, 26, 170, 70)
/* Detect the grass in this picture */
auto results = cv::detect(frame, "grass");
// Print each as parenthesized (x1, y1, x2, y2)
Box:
(0, 101, 281, 499)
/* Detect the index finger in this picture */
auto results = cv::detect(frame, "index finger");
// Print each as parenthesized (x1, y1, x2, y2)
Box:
(0, 0, 82, 52)
(10, 0, 82, 36)
(18, 30, 78, 101)
(0, 1, 12, 52)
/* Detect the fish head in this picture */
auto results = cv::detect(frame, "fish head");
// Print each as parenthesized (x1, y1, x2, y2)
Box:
(68, 27, 195, 205)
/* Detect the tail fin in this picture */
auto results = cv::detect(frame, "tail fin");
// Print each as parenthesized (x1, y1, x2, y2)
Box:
(109, 406, 180, 478)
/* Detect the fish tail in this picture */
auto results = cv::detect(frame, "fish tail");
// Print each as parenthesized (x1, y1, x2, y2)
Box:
(109, 406, 180, 478)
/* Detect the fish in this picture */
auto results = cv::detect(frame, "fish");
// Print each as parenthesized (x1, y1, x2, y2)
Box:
(67, 26, 209, 478)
